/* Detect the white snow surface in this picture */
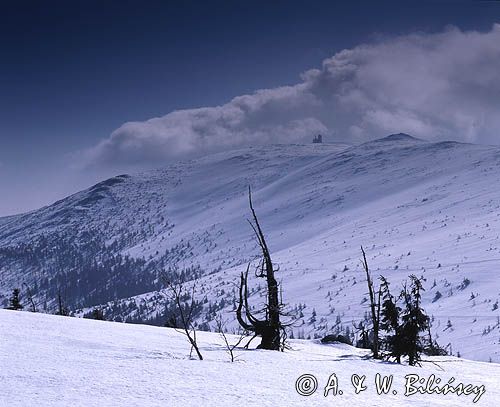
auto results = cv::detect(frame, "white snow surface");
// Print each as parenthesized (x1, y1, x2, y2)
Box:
(1, 309, 499, 407)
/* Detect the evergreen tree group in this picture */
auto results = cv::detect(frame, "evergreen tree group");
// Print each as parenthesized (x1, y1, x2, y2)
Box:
(380, 275, 431, 365)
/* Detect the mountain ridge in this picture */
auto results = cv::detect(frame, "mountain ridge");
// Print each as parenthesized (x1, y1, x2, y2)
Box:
(0, 135, 499, 362)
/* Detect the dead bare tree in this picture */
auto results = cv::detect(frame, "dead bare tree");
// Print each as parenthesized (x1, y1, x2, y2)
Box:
(22, 282, 37, 313)
(56, 289, 69, 316)
(236, 187, 287, 351)
(164, 277, 203, 360)
(215, 314, 246, 362)
(361, 246, 382, 359)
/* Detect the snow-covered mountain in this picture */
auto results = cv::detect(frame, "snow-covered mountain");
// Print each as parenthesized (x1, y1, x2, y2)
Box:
(1, 309, 498, 406)
(1, 134, 499, 362)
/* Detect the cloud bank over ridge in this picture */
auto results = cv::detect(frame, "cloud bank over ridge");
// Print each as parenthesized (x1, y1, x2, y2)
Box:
(84, 24, 500, 168)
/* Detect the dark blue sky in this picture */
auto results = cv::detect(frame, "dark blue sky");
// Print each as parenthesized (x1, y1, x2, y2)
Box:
(1, 0, 499, 215)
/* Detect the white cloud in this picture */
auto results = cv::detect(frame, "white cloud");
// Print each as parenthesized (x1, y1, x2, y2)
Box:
(83, 23, 500, 168)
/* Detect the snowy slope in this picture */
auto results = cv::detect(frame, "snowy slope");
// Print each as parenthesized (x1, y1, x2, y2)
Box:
(0, 134, 499, 362)
(0, 309, 498, 407)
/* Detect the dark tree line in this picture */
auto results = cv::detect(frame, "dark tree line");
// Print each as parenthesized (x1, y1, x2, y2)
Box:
(0, 228, 197, 315)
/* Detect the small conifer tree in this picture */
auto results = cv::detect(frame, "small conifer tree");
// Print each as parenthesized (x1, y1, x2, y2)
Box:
(8, 288, 23, 311)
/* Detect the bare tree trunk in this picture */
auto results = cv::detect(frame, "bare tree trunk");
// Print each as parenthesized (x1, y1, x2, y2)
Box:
(165, 279, 203, 360)
(248, 187, 281, 350)
(215, 314, 246, 362)
(22, 283, 37, 312)
(361, 246, 381, 359)
(57, 289, 68, 316)
(235, 187, 284, 351)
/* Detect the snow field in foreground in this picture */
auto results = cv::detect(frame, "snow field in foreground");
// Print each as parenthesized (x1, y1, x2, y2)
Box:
(1, 309, 499, 406)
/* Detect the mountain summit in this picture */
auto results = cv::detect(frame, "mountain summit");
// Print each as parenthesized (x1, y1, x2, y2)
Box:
(375, 133, 423, 142)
